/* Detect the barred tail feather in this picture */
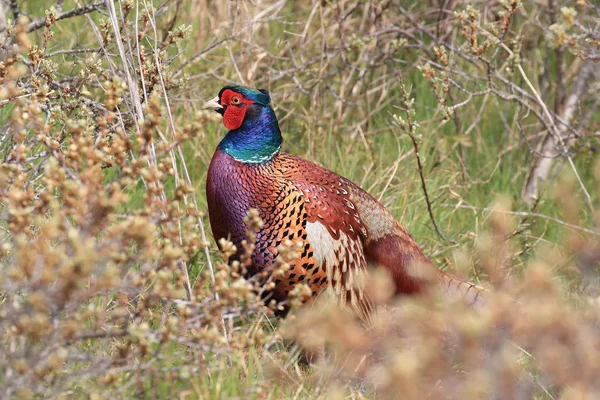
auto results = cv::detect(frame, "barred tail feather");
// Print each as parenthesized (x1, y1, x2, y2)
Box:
(438, 271, 486, 307)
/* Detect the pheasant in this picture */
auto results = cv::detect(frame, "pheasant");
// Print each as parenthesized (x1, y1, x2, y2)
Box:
(204, 85, 484, 319)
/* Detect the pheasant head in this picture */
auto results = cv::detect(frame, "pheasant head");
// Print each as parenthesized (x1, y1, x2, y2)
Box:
(204, 85, 282, 164)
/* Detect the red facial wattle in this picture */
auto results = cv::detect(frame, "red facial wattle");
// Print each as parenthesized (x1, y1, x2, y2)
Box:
(220, 89, 255, 130)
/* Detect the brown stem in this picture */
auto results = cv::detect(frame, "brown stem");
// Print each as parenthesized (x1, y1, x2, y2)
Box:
(24, 2, 105, 33)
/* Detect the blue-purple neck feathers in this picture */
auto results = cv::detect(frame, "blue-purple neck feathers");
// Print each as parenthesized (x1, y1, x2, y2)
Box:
(219, 93, 282, 164)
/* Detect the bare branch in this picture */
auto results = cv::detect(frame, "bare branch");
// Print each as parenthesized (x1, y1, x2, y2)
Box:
(9, 0, 19, 21)
(24, 1, 105, 33)
(521, 60, 595, 206)
(442, 203, 600, 237)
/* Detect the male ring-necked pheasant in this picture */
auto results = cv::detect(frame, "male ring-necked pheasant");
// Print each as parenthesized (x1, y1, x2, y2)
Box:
(204, 85, 484, 319)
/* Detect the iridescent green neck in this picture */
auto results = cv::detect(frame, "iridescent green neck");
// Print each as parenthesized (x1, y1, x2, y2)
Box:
(219, 106, 282, 164)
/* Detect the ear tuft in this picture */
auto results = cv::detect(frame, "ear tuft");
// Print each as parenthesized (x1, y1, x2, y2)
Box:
(256, 88, 271, 104)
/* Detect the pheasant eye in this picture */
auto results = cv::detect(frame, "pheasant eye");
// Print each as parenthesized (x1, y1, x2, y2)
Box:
(231, 96, 241, 105)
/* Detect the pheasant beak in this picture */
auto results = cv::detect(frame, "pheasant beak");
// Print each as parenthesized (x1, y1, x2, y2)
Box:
(203, 96, 223, 113)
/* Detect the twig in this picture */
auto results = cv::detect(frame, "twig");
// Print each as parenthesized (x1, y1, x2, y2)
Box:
(486, 34, 594, 213)
(394, 75, 456, 244)
(44, 48, 109, 58)
(105, 0, 143, 124)
(406, 124, 456, 244)
(23, 2, 106, 33)
(442, 204, 600, 237)
(9, 0, 20, 21)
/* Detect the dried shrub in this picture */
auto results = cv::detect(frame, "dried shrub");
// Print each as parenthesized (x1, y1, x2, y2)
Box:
(0, 5, 276, 398)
